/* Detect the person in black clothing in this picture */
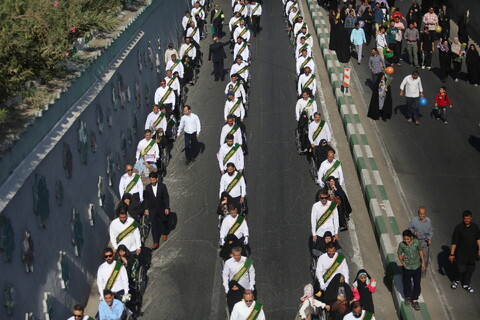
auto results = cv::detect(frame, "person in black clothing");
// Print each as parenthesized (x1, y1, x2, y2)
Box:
(143, 171, 170, 250)
(367, 72, 392, 121)
(209, 36, 229, 81)
(438, 5, 450, 40)
(321, 273, 353, 320)
(466, 44, 480, 86)
(352, 269, 376, 313)
(116, 193, 143, 221)
(449, 210, 480, 293)
(438, 38, 451, 82)
(420, 27, 434, 70)
(324, 176, 352, 232)
(457, 10, 470, 45)
(361, 7, 373, 46)
(210, 4, 225, 37)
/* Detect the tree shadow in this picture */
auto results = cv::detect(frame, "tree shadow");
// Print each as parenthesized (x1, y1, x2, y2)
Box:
(468, 135, 480, 153)
(437, 245, 455, 282)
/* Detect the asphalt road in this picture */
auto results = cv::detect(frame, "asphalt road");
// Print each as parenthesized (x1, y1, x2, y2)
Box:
(140, 1, 365, 319)
(349, 0, 480, 318)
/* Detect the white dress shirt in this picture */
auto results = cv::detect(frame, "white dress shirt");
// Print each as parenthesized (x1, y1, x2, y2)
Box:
(164, 75, 181, 93)
(229, 17, 242, 32)
(220, 214, 249, 245)
(191, 7, 205, 20)
(315, 252, 349, 290)
(225, 81, 247, 101)
(145, 110, 167, 133)
(317, 158, 344, 187)
(296, 32, 313, 48)
(234, 42, 250, 62)
(344, 310, 376, 320)
(109, 216, 141, 251)
(298, 72, 317, 96)
(234, 26, 251, 42)
(289, 10, 300, 25)
(218, 143, 245, 171)
(165, 59, 185, 79)
(179, 43, 197, 60)
(67, 316, 91, 320)
(186, 26, 200, 44)
(230, 62, 250, 80)
(224, 98, 246, 121)
(294, 21, 308, 35)
(250, 3, 262, 16)
(97, 261, 129, 297)
(164, 48, 179, 65)
(308, 120, 332, 145)
(220, 123, 243, 146)
(376, 33, 387, 48)
(399, 75, 424, 98)
(296, 55, 315, 75)
(135, 138, 159, 162)
(234, 3, 248, 17)
(296, 44, 312, 62)
(311, 200, 339, 237)
(192, 0, 205, 5)
(178, 113, 201, 135)
(182, 15, 196, 30)
(154, 85, 176, 106)
(118, 172, 144, 201)
(295, 98, 318, 121)
(219, 171, 246, 198)
(231, 301, 266, 320)
(223, 256, 256, 292)
(285, 1, 298, 15)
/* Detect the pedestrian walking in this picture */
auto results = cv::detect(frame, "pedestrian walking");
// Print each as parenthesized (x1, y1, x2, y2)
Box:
(449, 210, 480, 293)
(408, 206, 433, 277)
(451, 37, 465, 82)
(399, 70, 424, 125)
(466, 44, 480, 86)
(438, 38, 451, 82)
(368, 48, 385, 81)
(433, 86, 452, 124)
(397, 229, 425, 311)
(350, 22, 366, 64)
(208, 36, 229, 81)
(405, 23, 420, 68)
(420, 27, 434, 70)
(177, 105, 201, 165)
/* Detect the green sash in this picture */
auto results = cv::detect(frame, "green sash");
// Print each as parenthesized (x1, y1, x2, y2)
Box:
(298, 42, 309, 54)
(322, 160, 341, 182)
(288, 2, 297, 13)
(213, 9, 223, 20)
(116, 220, 140, 243)
(190, 27, 198, 37)
(237, 42, 248, 56)
(237, 64, 250, 75)
(223, 143, 241, 165)
(167, 75, 177, 87)
(232, 18, 242, 27)
(300, 57, 312, 70)
(316, 201, 337, 230)
(183, 45, 194, 58)
(226, 124, 240, 142)
(87, 317, 95, 320)
(292, 12, 300, 23)
(124, 173, 141, 194)
(303, 98, 315, 114)
(246, 302, 264, 320)
(228, 98, 243, 115)
(305, 33, 312, 41)
(302, 74, 316, 90)
(228, 215, 245, 234)
(233, 81, 242, 93)
(152, 112, 165, 128)
(312, 120, 325, 141)
(169, 59, 181, 72)
(239, 27, 248, 39)
(252, 4, 261, 15)
(226, 172, 243, 193)
(231, 257, 253, 282)
(157, 87, 173, 106)
(239, 4, 245, 13)
(105, 261, 123, 291)
(362, 311, 374, 320)
(322, 252, 345, 283)
(195, 7, 204, 17)
(140, 139, 156, 157)
(186, 16, 192, 27)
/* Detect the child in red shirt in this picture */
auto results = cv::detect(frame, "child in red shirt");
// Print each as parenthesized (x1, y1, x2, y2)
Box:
(434, 86, 453, 123)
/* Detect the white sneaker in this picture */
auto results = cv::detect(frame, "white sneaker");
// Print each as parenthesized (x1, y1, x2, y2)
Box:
(427, 67, 431, 70)
(422, 66, 425, 69)
(455, 78, 459, 82)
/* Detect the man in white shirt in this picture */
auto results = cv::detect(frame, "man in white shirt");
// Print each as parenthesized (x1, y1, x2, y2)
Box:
(296, 36, 312, 62)
(182, 11, 196, 31)
(97, 248, 129, 299)
(164, 43, 179, 65)
(164, 70, 180, 110)
(109, 206, 141, 254)
(229, 12, 243, 34)
(399, 70, 424, 125)
(165, 54, 185, 79)
(186, 21, 201, 45)
(288, 7, 300, 26)
(285, 0, 298, 17)
(297, 66, 316, 97)
(191, 1, 205, 39)
(225, 73, 247, 102)
(219, 163, 246, 205)
(318, 150, 344, 187)
(220, 204, 249, 245)
(294, 18, 308, 36)
(344, 301, 376, 320)
(224, 92, 246, 123)
(230, 290, 265, 320)
(67, 304, 93, 320)
(296, 49, 315, 75)
(316, 242, 349, 290)
(233, 20, 251, 42)
(308, 112, 332, 147)
(295, 90, 317, 121)
(118, 163, 144, 202)
(230, 56, 250, 82)
(233, 36, 250, 62)
(179, 36, 197, 62)
(145, 104, 167, 135)
(154, 79, 176, 112)
(135, 129, 159, 164)
(234, 0, 248, 18)
(296, 26, 313, 48)
(177, 105, 201, 165)
(311, 189, 340, 243)
(376, 26, 388, 61)
(249, 0, 262, 36)
(218, 134, 245, 173)
(220, 115, 243, 146)
(223, 247, 256, 311)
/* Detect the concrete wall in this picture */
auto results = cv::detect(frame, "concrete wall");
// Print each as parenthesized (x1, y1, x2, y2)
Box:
(0, 0, 189, 318)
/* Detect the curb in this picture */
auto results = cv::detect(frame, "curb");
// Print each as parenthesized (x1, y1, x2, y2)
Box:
(304, 1, 431, 319)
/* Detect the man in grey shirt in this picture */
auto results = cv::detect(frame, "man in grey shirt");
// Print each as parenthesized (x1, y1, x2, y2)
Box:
(408, 206, 433, 277)
(404, 23, 420, 68)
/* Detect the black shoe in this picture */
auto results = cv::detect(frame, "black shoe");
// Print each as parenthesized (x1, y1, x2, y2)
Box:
(214, 78, 219, 81)
(185, 160, 191, 165)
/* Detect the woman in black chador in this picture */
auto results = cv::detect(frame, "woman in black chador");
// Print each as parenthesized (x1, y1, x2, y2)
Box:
(368, 72, 392, 121)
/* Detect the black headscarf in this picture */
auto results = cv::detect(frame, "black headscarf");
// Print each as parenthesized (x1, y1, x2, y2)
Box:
(353, 269, 375, 313)
(219, 234, 242, 260)
(117, 193, 143, 221)
(367, 72, 392, 120)
(321, 273, 353, 304)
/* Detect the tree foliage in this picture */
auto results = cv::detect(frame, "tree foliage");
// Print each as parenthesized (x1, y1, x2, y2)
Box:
(0, 0, 123, 106)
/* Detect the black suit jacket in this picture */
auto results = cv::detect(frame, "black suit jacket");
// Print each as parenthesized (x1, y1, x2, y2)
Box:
(209, 41, 229, 62)
(210, 9, 224, 25)
(143, 182, 170, 217)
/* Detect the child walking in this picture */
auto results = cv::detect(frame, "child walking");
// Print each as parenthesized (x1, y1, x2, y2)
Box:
(434, 86, 453, 124)
(352, 269, 377, 314)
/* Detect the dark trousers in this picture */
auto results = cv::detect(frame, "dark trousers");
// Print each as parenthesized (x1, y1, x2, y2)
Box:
(151, 212, 170, 243)
(402, 266, 422, 300)
(252, 15, 261, 34)
(213, 60, 224, 80)
(389, 42, 401, 64)
(184, 132, 198, 161)
(213, 22, 223, 37)
(422, 50, 432, 67)
(452, 60, 462, 79)
(406, 97, 420, 121)
(455, 263, 476, 286)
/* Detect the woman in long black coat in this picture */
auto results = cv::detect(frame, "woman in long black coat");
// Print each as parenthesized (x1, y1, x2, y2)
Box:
(438, 38, 452, 82)
(329, 15, 351, 63)
(466, 44, 480, 86)
(367, 72, 392, 121)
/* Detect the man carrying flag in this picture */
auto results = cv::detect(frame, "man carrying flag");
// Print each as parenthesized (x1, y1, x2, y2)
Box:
(218, 134, 245, 174)
(220, 204, 249, 246)
(316, 242, 349, 290)
(210, 3, 225, 37)
(317, 150, 344, 188)
(96, 248, 129, 300)
(230, 290, 265, 320)
(109, 206, 141, 254)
